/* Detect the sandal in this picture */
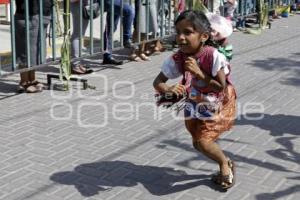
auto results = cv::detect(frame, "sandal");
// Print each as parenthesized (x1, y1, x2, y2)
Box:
(26, 85, 42, 93)
(211, 160, 236, 189)
(152, 47, 161, 56)
(17, 83, 27, 93)
(140, 53, 151, 61)
(17, 81, 30, 93)
(129, 53, 142, 62)
(30, 80, 44, 91)
(71, 64, 93, 75)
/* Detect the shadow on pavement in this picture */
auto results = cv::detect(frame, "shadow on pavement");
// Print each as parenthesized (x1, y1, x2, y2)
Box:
(248, 55, 300, 87)
(236, 113, 299, 199)
(0, 80, 18, 94)
(256, 184, 300, 200)
(158, 138, 293, 173)
(237, 113, 300, 137)
(50, 160, 223, 197)
(266, 136, 300, 165)
(237, 113, 299, 165)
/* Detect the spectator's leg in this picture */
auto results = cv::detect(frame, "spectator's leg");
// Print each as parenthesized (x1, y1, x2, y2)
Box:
(104, 12, 120, 60)
(15, 15, 28, 92)
(70, 2, 89, 66)
(28, 15, 52, 90)
(122, 3, 135, 47)
(15, 14, 40, 92)
(103, 11, 123, 65)
(212, 0, 221, 15)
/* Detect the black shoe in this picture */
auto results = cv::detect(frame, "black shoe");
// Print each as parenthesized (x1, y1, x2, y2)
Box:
(123, 40, 133, 48)
(102, 58, 124, 65)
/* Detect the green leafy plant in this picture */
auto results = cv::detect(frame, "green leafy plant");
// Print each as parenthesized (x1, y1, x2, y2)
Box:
(56, 0, 71, 90)
(191, 0, 209, 13)
(246, 0, 269, 35)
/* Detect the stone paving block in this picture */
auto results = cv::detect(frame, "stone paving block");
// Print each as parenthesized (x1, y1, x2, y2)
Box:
(285, 189, 300, 200)
(92, 138, 118, 149)
(53, 185, 79, 199)
(0, 145, 10, 154)
(28, 134, 52, 143)
(0, 138, 12, 147)
(0, 125, 13, 133)
(135, 192, 170, 200)
(2, 160, 32, 172)
(260, 173, 289, 189)
(188, 186, 228, 200)
(65, 193, 93, 200)
(0, 175, 36, 194)
(5, 152, 33, 164)
(29, 148, 55, 157)
(49, 135, 74, 146)
(8, 125, 34, 135)
(0, 169, 32, 188)
(50, 156, 82, 169)
(29, 155, 57, 166)
(0, 187, 37, 200)
(174, 193, 201, 200)
(50, 148, 76, 161)
(109, 188, 141, 200)
(6, 136, 32, 147)
(221, 188, 250, 200)
(29, 126, 53, 136)
(49, 141, 76, 152)
(140, 149, 170, 161)
(70, 137, 98, 146)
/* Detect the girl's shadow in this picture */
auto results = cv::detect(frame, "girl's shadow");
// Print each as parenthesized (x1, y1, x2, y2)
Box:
(50, 160, 222, 197)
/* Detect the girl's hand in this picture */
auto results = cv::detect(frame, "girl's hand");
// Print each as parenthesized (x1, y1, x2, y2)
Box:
(167, 84, 186, 96)
(184, 57, 205, 79)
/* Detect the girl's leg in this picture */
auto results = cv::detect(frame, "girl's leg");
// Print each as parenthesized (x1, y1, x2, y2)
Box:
(185, 119, 230, 176)
(193, 139, 230, 176)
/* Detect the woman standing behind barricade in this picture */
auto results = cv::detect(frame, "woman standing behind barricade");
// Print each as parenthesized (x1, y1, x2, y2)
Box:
(102, 0, 135, 65)
(15, 0, 52, 93)
(130, 0, 164, 62)
(70, 0, 94, 74)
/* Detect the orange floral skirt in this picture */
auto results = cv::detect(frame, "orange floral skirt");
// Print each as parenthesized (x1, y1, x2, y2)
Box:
(184, 85, 237, 142)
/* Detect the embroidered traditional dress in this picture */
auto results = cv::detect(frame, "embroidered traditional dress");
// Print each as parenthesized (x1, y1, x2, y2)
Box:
(161, 46, 236, 141)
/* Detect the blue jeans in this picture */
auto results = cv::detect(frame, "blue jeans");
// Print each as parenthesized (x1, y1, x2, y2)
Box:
(103, 1, 134, 60)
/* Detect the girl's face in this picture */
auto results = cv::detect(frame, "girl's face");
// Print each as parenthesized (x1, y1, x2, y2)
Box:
(175, 19, 208, 55)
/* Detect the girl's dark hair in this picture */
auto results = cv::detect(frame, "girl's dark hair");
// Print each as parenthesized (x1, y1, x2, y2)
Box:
(175, 10, 218, 48)
(175, 10, 211, 33)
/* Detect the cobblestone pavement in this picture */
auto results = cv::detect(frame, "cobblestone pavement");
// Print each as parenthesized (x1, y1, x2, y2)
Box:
(0, 15, 299, 200)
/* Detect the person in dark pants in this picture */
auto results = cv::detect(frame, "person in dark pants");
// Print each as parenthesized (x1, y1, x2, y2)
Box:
(103, 0, 134, 65)
(70, 0, 94, 74)
(15, 0, 52, 93)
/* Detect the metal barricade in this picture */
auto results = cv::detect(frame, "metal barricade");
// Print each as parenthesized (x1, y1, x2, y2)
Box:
(0, 0, 176, 77)
(0, 0, 292, 78)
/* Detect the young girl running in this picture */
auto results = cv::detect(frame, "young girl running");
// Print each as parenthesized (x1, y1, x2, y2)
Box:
(153, 10, 237, 189)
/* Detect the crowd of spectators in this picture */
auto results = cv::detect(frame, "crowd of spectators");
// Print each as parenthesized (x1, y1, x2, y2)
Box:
(13, 0, 240, 93)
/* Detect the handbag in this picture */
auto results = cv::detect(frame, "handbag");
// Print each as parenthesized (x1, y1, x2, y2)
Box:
(82, 1, 100, 20)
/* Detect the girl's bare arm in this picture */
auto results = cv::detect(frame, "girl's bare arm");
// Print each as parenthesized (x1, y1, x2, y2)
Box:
(153, 72, 186, 95)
